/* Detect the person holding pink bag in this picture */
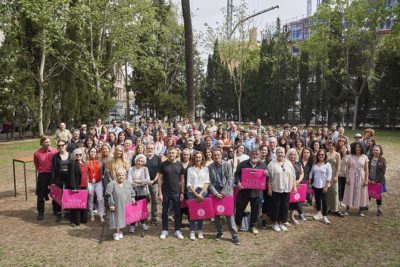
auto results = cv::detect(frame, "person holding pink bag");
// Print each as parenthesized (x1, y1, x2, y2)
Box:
(368, 145, 386, 216)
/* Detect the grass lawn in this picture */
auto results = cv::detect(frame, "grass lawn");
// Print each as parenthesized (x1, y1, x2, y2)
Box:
(0, 130, 399, 266)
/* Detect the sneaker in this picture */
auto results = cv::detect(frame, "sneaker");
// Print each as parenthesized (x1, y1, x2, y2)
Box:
(174, 230, 184, 240)
(160, 230, 168, 240)
(190, 232, 196, 241)
(359, 212, 365, 217)
(261, 219, 268, 228)
(232, 235, 240, 245)
(299, 214, 307, 221)
(129, 225, 136, 233)
(198, 231, 204, 240)
(215, 232, 223, 240)
(376, 210, 383, 216)
(279, 224, 288, 232)
(250, 227, 259, 234)
(283, 222, 291, 227)
(113, 233, 120, 241)
(343, 210, 350, 216)
(272, 224, 281, 232)
(142, 223, 149, 231)
(313, 213, 323, 220)
(340, 201, 346, 207)
(322, 216, 330, 224)
(118, 232, 124, 239)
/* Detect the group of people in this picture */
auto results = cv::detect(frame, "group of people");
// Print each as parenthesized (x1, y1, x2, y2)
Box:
(33, 118, 387, 244)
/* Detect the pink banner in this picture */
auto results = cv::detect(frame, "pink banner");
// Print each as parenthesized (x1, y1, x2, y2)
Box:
(125, 199, 149, 225)
(212, 195, 234, 216)
(241, 168, 266, 190)
(187, 197, 215, 220)
(62, 189, 88, 209)
(368, 183, 382, 200)
(289, 184, 307, 203)
(50, 184, 63, 205)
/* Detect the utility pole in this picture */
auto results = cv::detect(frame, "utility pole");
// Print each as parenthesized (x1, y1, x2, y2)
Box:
(226, 0, 234, 39)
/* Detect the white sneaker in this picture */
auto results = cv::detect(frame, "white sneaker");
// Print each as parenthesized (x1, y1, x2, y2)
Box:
(113, 233, 120, 241)
(174, 230, 184, 240)
(118, 232, 124, 239)
(323, 216, 330, 224)
(279, 224, 288, 232)
(142, 223, 149, 231)
(190, 232, 196, 241)
(272, 224, 281, 232)
(283, 222, 291, 227)
(313, 213, 323, 220)
(198, 231, 204, 240)
(129, 225, 135, 233)
(160, 230, 168, 240)
(299, 214, 307, 221)
(340, 202, 346, 207)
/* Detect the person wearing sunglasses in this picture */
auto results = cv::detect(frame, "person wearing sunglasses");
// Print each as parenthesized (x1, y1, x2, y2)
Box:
(309, 149, 332, 224)
(50, 140, 73, 222)
(267, 147, 296, 232)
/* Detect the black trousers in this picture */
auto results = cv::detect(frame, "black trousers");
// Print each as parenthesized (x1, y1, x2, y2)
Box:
(338, 176, 346, 202)
(271, 192, 289, 223)
(69, 187, 88, 225)
(235, 190, 260, 228)
(262, 189, 273, 216)
(289, 202, 303, 214)
(36, 173, 54, 215)
(313, 187, 328, 216)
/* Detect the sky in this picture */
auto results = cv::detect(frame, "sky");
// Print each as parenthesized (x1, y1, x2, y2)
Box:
(172, 0, 313, 59)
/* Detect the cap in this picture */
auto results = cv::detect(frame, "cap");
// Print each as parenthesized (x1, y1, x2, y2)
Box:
(81, 124, 87, 128)
(354, 133, 362, 138)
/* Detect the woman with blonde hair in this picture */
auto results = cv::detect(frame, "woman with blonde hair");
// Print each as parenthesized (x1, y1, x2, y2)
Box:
(286, 148, 305, 224)
(104, 145, 129, 185)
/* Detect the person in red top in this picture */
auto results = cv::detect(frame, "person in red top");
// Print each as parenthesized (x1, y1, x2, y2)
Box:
(68, 148, 89, 227)
(34, 136, 58, 220)
(87, 147, 104, 222)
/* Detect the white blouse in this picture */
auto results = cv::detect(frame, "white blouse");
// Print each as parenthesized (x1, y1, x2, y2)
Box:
(310, 163, 332, 189)
(187, 166, 210, 189)
(267, 159, 296, 193)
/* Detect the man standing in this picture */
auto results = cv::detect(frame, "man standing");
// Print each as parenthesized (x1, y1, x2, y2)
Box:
(146, 144, 161, 225)
(94, 118, 103, 138)
(208, 149, 240, 245)
(268, 137, 277, 159)
(55, 122, 71, 142)
(158, 147, 185, 240)
(234, 149, 268, 234)
(193, 130, 206, 153)
(108, 119, 122, 137)
(33, 136, 58, 220)
(68, 129, 82, 154)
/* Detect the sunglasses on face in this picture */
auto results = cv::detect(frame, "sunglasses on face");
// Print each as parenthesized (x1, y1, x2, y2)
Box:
(76, 154, 82, 156)
(58, 144, 65, 147)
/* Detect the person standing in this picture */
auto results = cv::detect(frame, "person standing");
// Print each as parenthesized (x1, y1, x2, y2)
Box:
(208, 149, 240, 245)
(368, 145, 386, 216)
(234, 149, 268, 235)
(343, 142, 370, 217)
(158, 147, 185, 240)
(55, 122, 71, 142)
(326, 140, 343, 217)
(310, 149, 332, 224)
(286, 148, 305, 225)
(34, 136, 58, 220)
(87, 147, 105, 222)
(50, 139, 73, 222)
(145, 144, 161, 225)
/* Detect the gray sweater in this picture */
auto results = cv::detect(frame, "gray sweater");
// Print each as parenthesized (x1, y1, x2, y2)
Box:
(127, 166, 151, 196)
(208, 161, 234, 196)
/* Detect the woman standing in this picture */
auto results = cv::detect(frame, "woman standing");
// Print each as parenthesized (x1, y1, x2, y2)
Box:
(51, 139, 73, 222)
(368, 145, 386, 216)
(260, 145, 272, 227)
(154, 131, 166, 156)
(300, 147, 314, 207)
(84, 137, 96, 155)
(106, 168, 136, 241)
(309, 149, 332, 224)
(87, 147, 105, 222)
(310, 140, 321, 157)
(286, 148, 305, 224)
(326, 140, 343, 217)
(117, 132, 126, 146)
(343, 142, 369, 216)
(204, 149, 213, 167)
(99, 125, 109, 142)
(127, 154, 151, 232)
(187, 151, 210, 240)
(267, 147, 296, 232)
(69, 148, 89, 227)
(338, 145, 349, 207)
(294, 138, 304, 158)
(278, 137, 290, 154)
(141, 128, 154, 146)
(108, 132, 117, 152)
(104, 145, 129, 185)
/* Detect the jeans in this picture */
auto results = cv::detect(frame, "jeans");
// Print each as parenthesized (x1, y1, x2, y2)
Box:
(271, 192, 290, 223)
(149, 184, 158, 222)
(235, 190, 260, 228)
(161, 193, 181, 231)
(187, 188, 208, 232)
(313, 187, 328, 216)
(36, 173, 54, 215)
(88, 181, 104, 216)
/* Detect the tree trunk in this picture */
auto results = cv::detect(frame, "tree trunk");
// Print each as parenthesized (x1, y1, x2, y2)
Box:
(38, 47, 46, 136)
(352, 94, 359, 130)
(181, 0, 195, 123)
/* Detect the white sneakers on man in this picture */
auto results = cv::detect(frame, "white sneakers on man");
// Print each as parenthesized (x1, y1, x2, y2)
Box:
(113, 233, 120, 241)
(313, 212, 323, 220)
(272, 224, 281, 232)
(322, 216, 330, 224)
(197, 231, 204, 240)
(190, 232, 196, 241)
(279, 224, 288, 232)
(174, 230, 184, 240)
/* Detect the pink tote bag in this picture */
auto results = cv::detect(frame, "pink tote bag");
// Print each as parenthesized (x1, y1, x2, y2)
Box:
(125, 199, 149, 225)
(62, 189, 88, 209)
(241, 168, 266, 190)
(289, 184, 307, 203)
(212, 195, 234, 216)
(187, 197, 215, 220)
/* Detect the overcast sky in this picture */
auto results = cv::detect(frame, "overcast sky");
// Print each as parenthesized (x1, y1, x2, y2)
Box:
(172, 0, 315, 61)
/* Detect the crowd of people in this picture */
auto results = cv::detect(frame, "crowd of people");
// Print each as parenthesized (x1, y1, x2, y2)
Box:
(33, 118, 387, 244)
